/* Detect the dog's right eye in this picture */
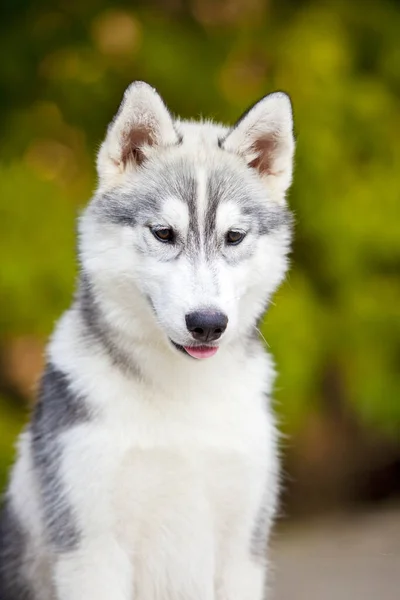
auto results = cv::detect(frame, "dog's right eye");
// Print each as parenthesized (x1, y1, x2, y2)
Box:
(151, 227, 175, 243)
(225, 229, 246, 245)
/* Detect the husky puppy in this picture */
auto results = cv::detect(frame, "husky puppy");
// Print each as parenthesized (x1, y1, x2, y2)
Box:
(0, 82, 295, 600)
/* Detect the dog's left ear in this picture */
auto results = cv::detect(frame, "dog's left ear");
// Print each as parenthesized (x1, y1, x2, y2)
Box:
(97, 81, 178, 187)
(222, 92, 295, 199)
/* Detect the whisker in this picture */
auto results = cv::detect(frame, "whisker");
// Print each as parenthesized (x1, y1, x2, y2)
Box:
(254, 326, 270, 348)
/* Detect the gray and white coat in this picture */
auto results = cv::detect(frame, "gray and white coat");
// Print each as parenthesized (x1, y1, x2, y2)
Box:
(0, 81, 295, 600)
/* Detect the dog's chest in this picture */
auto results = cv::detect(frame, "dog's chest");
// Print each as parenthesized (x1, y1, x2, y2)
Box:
(108, 390, 271, 561)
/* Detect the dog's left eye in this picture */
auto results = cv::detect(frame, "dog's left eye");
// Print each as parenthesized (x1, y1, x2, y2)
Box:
(151, 227, 175, 243)
(225, 230, 246, 245)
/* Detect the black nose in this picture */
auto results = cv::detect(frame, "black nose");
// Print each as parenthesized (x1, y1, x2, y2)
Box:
(185, 310, 228, 343)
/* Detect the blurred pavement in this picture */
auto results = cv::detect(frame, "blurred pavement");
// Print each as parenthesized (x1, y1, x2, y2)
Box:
(271, 505, 400, 600)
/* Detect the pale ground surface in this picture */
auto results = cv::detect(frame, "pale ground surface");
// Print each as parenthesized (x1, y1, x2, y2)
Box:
(270, 504, 400, 600)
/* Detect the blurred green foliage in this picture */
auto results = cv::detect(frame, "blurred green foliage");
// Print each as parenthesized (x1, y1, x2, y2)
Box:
(1, 0, 399, 485)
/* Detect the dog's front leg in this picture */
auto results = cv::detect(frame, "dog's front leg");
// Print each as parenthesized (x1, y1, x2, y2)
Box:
(54, 536, 133, 600)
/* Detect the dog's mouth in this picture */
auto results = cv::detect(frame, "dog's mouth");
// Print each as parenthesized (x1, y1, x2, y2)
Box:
(171, 341, 219, 360)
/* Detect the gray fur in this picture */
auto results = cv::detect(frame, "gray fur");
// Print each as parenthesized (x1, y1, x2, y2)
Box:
(250, 497, 274, 562)
(183, 168, 200, 252)
(0, 500, 34, 600)
(94, 187, 161, 227)
(204, 171, 220, 255)
(78, 274, 144, 378)
(93, 159, 196, 230)
(250, 398, 279, 562)
(30, 363, 90, 551)
(207, 167, 292, 238)
(91, 152, 290, 269)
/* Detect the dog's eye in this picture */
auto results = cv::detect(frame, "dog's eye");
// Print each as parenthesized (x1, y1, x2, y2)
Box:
(225, 230, 246, 245)
(151, 227, 175, 243)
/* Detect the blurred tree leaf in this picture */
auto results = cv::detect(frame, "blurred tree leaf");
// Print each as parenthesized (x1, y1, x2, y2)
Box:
(0, 0, 399, 479)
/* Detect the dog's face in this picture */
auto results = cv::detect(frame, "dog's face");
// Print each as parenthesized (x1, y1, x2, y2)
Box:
(79, 82, 294, 359)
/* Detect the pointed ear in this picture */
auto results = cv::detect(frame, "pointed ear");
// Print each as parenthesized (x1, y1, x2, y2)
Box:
(222, 92, 295, 199)
(97, 81, 178, 186)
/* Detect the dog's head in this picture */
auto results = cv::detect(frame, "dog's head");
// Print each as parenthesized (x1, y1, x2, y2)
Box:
(79, 82, 295, 360)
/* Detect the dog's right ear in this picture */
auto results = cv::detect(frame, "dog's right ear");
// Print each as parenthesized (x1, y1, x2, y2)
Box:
(97, 82, 178, 187)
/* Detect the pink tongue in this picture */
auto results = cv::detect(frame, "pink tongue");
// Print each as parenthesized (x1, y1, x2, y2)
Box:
(183, 346, 219, 359)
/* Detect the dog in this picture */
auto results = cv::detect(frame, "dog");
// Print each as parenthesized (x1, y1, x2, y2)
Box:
(0, 81, 295, 600)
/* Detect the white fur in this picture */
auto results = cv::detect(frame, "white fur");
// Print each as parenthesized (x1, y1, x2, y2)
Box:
(6, 82, 294, 600)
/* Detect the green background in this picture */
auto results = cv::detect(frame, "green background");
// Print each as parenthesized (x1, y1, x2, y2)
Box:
(1, 0, 399, 512)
